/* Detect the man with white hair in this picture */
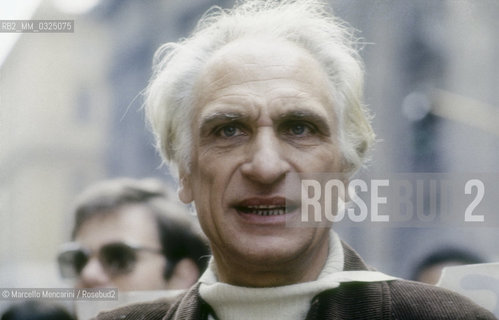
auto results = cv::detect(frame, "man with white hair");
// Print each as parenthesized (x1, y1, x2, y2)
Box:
(97, 0, 495, 319)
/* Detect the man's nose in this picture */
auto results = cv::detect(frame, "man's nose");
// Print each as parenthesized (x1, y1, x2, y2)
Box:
(240, 128, 291, 184)
(77, 257, 112, 289)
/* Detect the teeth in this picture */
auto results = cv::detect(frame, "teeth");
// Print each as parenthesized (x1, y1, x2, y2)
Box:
(237, 204, 287, 216)
(254, 209, 285, 216)
(247, 205, 282, 209)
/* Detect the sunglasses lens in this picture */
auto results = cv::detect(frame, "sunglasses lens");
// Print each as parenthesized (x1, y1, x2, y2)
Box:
(58, 249, 88, 279)
(99, 243, 137, 276)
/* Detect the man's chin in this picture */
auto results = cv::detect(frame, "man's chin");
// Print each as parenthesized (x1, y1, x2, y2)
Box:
(229, 239, 304, 268)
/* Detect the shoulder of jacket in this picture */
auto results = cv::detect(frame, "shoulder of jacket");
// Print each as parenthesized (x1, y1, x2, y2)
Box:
(387, 279, 496, 319)
(93, 297, 172, 320)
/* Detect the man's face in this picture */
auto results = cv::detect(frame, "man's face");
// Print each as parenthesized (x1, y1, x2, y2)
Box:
(74, 205, 169, 291)
(180, 38, 344, 285)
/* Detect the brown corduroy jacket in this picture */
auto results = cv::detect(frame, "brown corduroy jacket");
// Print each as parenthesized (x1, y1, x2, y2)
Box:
(95, 242, 496, 320)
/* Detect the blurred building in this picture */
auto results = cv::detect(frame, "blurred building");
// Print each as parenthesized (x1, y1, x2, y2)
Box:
(0, 0, 111, 291)
(333, 0, 499, 277)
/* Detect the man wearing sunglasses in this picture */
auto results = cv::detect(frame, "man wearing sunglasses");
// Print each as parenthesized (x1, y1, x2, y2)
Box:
(58, 178, 210, 291)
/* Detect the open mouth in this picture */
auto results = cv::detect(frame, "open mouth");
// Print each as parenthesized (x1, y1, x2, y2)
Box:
(237, 205, 287, 216)
(234, 197, 299, 218)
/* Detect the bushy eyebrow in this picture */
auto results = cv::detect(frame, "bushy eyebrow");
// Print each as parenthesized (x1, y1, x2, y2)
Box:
(199, 109, 331, 135)
(199, 111, 249, 134)
(277, 110, 331, 135)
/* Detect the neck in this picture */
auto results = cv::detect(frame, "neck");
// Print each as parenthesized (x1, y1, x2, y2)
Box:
(212, 235, 330, 287)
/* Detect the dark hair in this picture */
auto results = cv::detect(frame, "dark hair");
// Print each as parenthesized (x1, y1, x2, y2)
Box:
(71, 178, 210, 279)
(411, 247, 485, 281)
(1, 301, 75, 320)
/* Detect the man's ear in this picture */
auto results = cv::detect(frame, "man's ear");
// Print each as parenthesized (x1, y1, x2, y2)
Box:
(167, 258, 200, 289)
(178, 170, 194, 204)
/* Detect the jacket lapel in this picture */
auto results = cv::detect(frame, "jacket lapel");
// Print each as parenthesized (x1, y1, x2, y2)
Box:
(304, 242, 391, 320)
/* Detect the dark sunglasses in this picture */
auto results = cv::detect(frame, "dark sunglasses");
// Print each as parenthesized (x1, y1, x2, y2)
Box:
(57, 242, 163, 279)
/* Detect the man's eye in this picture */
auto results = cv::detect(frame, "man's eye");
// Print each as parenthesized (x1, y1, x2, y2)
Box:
(286, 122, 315, 136)
(217, 125, 241, 138)
(290, 124, 306, 135)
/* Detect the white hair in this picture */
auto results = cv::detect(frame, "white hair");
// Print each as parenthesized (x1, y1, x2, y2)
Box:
(145, 0, 375, 177)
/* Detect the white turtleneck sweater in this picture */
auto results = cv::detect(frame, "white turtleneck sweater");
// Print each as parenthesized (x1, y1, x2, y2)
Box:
(198, 231, 397, 320)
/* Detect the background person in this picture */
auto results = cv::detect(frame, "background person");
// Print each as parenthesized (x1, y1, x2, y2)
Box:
(1, 301, 75, 320)
(411, 247, 486, 285)
(57, 178, 210, 291)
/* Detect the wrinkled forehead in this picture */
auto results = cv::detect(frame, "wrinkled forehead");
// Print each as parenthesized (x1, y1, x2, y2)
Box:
(192, 37, 336, 120)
